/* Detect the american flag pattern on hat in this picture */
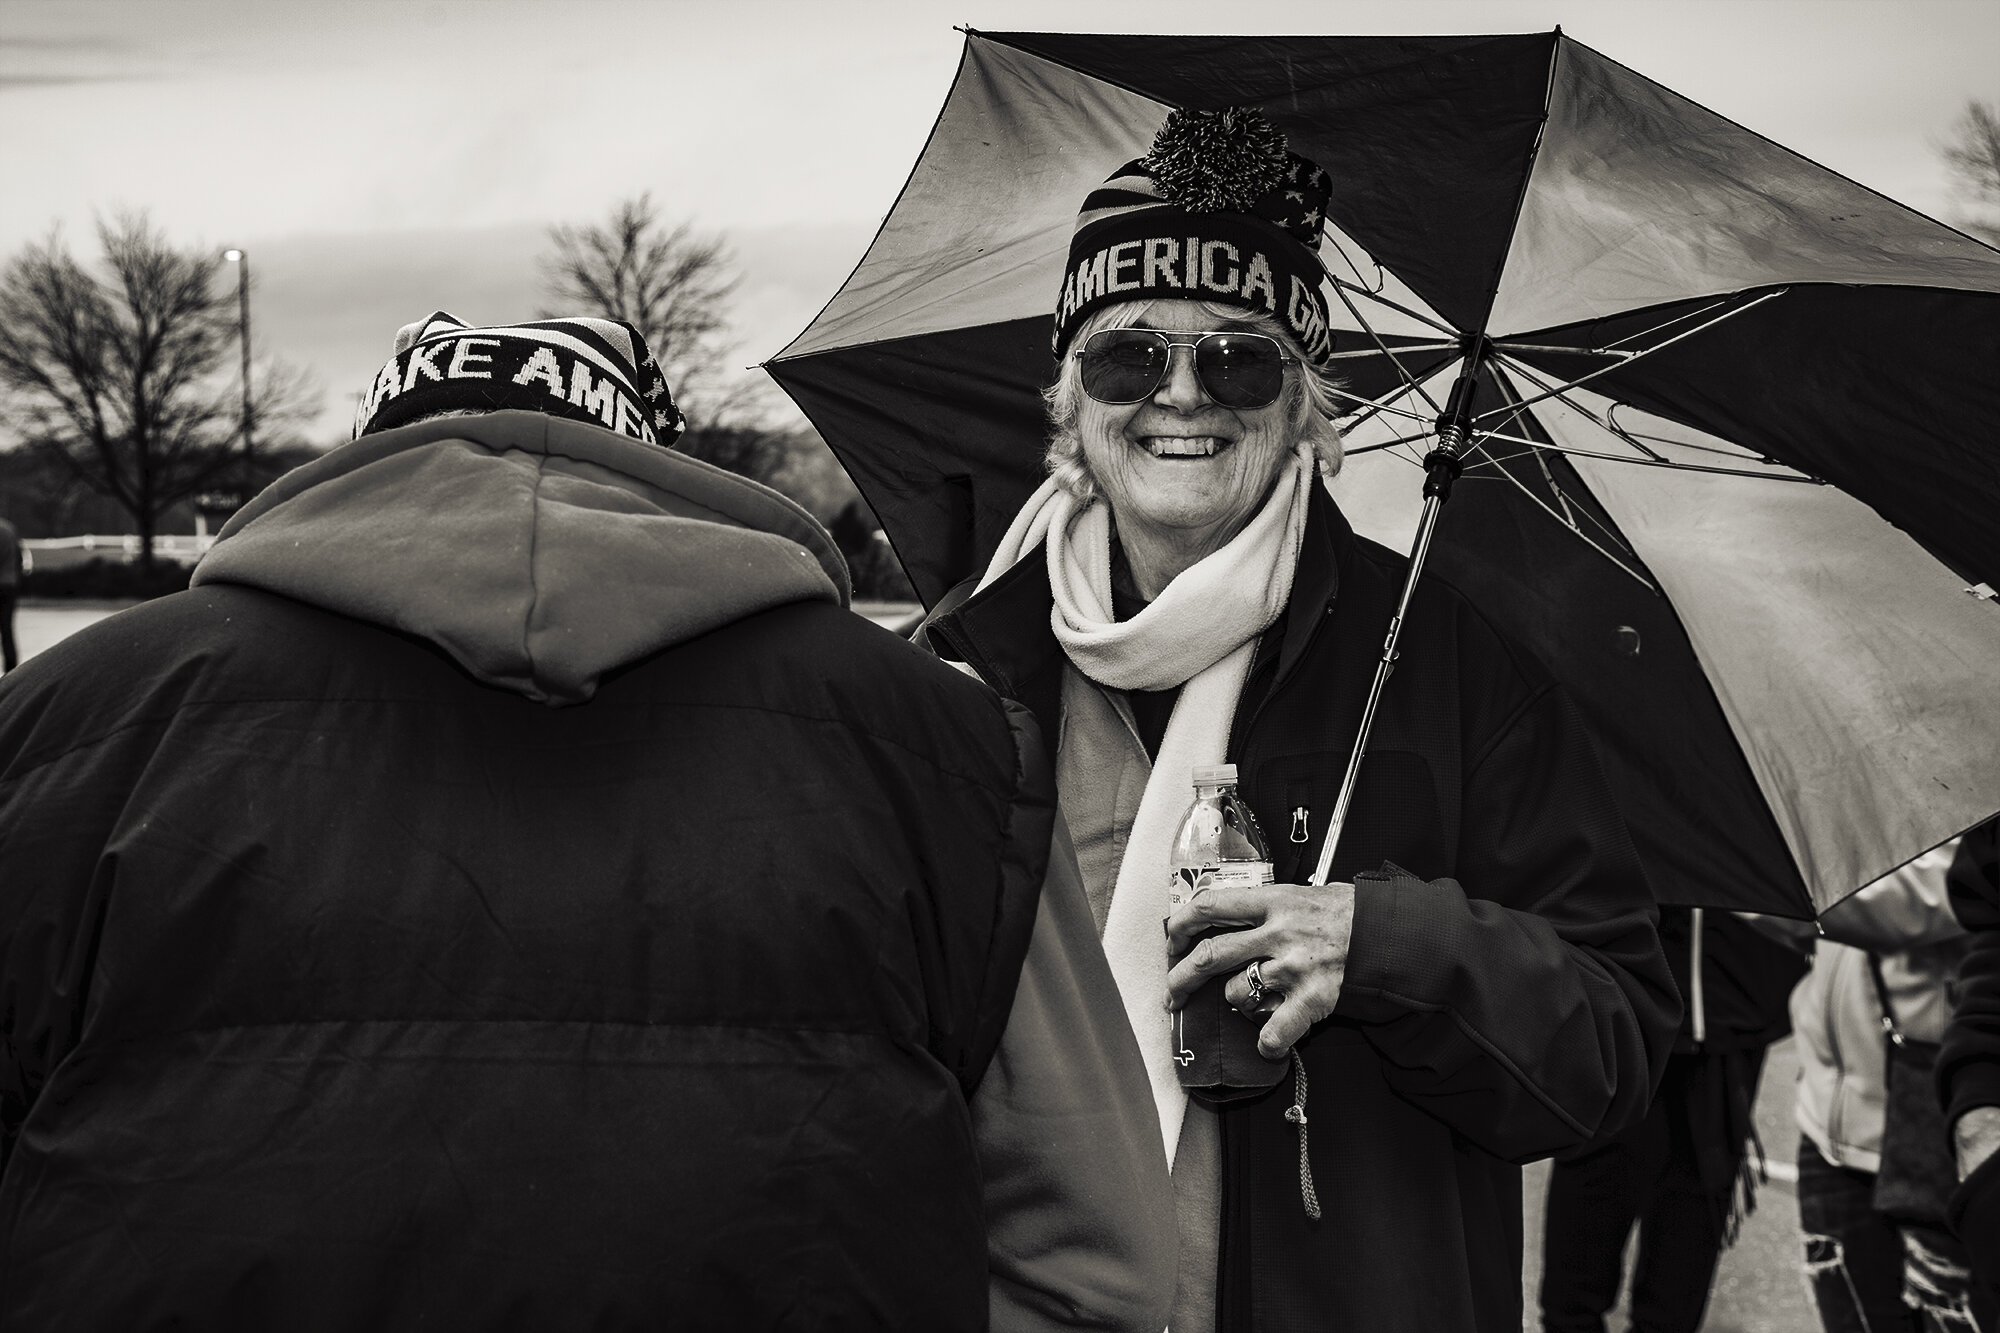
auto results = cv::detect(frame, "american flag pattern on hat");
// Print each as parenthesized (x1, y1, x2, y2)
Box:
(1073, 155, 1332, 253)
(352, 312, 687, 446)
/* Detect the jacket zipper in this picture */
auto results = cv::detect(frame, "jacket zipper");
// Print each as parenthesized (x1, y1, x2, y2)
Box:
(1690, 907, 1706, 1046)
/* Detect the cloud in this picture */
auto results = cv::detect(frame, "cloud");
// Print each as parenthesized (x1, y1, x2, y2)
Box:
(0, 34, 151, 90)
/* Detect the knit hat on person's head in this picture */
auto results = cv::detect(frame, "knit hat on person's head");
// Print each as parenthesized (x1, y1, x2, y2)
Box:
(350, 312, 686, 445)
(1053, 106, 1335, 364)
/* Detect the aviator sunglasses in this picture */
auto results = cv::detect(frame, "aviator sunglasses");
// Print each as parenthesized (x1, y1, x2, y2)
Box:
(1075, 327, 1295, 410)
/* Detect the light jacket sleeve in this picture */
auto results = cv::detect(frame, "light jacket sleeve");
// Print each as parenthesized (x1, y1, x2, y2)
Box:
(974, 814, 1177, 1333)
(1816, 843, 1966, 954)
(1332, 683, 1680, 1163)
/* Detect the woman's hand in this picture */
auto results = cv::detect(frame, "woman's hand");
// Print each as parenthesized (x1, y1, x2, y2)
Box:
(1165, 881, 1356, 1060)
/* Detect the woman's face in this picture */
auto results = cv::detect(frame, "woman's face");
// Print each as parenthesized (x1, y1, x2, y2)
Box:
(1075, 301, 1299, 556)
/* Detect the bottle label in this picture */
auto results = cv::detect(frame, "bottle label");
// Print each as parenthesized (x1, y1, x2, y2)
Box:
(1170, 861, 1276, 905)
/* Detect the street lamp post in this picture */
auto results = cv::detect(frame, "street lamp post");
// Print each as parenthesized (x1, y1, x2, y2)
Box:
(223, 249, 252, 480)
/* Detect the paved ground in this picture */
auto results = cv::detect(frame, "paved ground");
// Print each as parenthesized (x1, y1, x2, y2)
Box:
(16, 599, 1822, 1331)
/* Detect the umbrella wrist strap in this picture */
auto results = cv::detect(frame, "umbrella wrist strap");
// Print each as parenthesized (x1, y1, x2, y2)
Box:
(1284, 1050, 1321, 1219)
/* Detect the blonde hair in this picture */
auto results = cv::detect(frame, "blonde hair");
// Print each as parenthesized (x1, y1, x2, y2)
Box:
(1044, 300, 1345, 501)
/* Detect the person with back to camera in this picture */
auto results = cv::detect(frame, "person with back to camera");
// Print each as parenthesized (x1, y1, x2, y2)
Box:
(1791, 840, 1991, 1332)
(1540, 904, 1807, 1333)
(0, 312, 1175, 1330)
(917, 106, 1679, 1333)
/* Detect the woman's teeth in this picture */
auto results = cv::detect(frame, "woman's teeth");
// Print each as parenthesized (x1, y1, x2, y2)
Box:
(1144, 436, 1225, 457)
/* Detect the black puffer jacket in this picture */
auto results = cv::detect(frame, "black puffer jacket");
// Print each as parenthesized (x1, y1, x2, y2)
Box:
(0, 414, 1060, 1331)
(927, 487, 1678, 1333)
(1943, 818, 2000, 1307)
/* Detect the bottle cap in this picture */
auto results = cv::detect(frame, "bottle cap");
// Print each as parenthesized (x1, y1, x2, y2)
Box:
(1192, 763, 1238, 787)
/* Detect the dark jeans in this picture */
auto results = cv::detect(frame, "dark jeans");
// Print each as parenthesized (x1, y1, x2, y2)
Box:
(1541, 1048, 1765, 1333)
(1798, 1136, 1923, 1333)
(1796, 1137, 1990, 1332)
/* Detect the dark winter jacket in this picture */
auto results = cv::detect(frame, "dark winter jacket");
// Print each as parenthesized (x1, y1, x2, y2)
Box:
(925, 485, 1679, 1333)
(1943, 818, 2000, 1304)
(1659, 906, 1805, 1054)
(0, 412, 1174, 1332)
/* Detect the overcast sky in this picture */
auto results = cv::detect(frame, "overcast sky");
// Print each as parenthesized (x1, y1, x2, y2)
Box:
(6, 0, 1998, 439)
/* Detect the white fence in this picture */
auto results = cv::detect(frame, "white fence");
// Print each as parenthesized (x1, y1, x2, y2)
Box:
(21, 534, 215, 571)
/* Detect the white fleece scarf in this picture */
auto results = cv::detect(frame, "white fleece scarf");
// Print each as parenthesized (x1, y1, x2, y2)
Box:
(977, 445, 1314, 1166)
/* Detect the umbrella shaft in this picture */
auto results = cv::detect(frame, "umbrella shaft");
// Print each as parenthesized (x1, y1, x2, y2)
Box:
(1310, 489, 1448, 886)
(1311, 339, 1485, 886)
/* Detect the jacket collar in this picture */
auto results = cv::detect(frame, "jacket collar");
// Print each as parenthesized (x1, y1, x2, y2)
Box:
(1267, 481, 1347, 691)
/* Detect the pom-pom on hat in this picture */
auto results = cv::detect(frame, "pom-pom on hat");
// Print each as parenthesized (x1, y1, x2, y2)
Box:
(351, 312, 686, 445)
(1054, 106, 1335, 364)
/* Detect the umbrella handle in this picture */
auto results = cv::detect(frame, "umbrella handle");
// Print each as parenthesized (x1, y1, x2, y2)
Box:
(1309, 347, 1484, 886)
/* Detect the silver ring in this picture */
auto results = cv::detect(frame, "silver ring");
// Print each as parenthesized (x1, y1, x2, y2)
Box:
(1245, 959, 1269, 1008)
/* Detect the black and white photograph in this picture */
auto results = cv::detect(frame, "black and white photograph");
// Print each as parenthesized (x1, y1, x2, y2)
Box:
(1, 1, 1997, 1328)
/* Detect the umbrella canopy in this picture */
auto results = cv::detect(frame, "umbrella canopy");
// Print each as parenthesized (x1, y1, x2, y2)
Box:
(768, 29, 2000, 917)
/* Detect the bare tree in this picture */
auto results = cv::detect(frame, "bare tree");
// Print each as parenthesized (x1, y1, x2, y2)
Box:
(540, 194, 750, 421)
(1942, 100, 2000, 244)
(0, 215, 318, 570)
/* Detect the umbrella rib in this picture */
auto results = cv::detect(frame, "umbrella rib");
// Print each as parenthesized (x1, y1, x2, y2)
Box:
(1327, 280, 1447, 414)
(1524, 446, 1826, 482)
(1326, 341, 1460, 360)
(1570, 295, 1745, 357)
(1320, 234, 1384, 293)
(1492, 342, 1637, 360)
(1327, 276, 1462, 339)
(1470, 385, 1554, 456)
(1475, 290, 1788, 421)
(1464, 428, 1553, 455)
(1482, 372, 1648, 559)
(1344, 431, 1436, 457)
(1498, 358, 1823, 482)
(1493, 300, 1728, 361)
(1470, 443, 1660, 593)
(1331, 383, 1437, 432)
(1472, 440, 1635, 551)
(1534, 446, 1582, 531)
(1495, 357, 1671, 463)
(1602, 401, 1812, 471)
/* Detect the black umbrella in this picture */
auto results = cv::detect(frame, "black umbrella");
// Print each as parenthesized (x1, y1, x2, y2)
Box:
(768, 29, 2000, 915)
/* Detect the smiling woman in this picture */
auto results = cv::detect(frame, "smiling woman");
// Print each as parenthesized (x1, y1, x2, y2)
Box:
(1044, 298, 1346, 597)
(916, 103, 1675, 1333)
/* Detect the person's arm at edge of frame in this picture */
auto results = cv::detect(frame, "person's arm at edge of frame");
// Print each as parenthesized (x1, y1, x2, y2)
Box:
(1938, 819, 2000, 1294)
(974, 811, 1177, 1333)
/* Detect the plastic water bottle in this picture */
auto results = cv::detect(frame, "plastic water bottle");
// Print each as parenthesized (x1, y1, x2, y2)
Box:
(1169, 763, 1286, 1101)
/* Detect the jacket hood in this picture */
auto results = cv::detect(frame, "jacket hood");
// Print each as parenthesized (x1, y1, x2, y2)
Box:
(193, 411, 848, 705)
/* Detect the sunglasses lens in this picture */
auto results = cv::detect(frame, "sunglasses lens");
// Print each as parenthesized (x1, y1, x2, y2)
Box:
(1076, 329, 1288, 408)
(1194, 334, 1287, 409)
(1077, 330, 1170, 403)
